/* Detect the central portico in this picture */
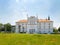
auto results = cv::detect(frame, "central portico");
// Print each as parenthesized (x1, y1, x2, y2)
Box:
(27, 16, 38, 33)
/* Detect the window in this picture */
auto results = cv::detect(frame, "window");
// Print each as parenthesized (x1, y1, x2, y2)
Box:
(22, 27, 24, 32)
(48, 31, 50, 33)
(22, 24, 24, 25)
(19, 25, 21, 32)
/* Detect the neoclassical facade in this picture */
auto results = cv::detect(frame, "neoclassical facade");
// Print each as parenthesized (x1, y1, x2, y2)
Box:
(15, 16, 53, 34)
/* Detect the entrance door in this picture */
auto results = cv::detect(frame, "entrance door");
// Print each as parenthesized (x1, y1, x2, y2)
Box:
(29, 29, 35, 34)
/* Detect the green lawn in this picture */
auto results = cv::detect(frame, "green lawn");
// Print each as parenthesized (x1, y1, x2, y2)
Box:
(0, 33, 60, 45)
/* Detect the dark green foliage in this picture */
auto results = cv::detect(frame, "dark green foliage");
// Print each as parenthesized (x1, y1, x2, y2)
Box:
(0, 23, 12, 32)
(53, 28, 58, 33)
(58, 27, 60, 32)
(4, 23, 12, 32)
(0, 23, 4, 32)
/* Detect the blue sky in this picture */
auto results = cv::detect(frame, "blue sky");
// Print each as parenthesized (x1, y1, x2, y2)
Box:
(0, 0, 60, 28)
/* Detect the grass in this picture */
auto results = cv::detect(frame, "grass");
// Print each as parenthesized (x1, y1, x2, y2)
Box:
(0, 33, 60, 45)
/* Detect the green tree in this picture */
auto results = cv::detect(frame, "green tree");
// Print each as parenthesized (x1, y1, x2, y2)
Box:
(53, 28, 58, 33)
(4, 23, 12, 32)
(58, 27, 60, 32)
(0, 23, 3, 32)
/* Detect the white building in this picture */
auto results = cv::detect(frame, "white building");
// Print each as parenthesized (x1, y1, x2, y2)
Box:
(15, 16, 53, 34)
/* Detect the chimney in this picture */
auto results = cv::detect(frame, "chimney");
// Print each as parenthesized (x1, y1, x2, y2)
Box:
(48, 16, 50, 20)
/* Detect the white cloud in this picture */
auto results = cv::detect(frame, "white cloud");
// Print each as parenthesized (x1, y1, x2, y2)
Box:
(21, 0, 36, 3)
(23, 0, 27, 3)
(31, 0, 36, 3)
(7, 0, 51, 24)
(7, 1, 28, 25)
(16, 0, 20, 3)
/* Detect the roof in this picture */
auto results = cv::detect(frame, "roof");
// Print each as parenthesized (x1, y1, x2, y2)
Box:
(16, 19, 53, 23)
(17, 20, 27, 23)
(38, 19, 53, 22)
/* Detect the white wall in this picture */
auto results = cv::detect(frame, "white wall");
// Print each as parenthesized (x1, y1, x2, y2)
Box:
(27, 25, 38, 33)
(38, 22, 53, 33)
(15, 16, 53, 34)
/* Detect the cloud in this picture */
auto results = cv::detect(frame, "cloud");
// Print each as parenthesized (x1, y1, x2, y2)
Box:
(16, 0, 19, 3)
(21, 0, 36, 4)
(6, 0, 29, 24)
(0, 0, 60, 28)
(5, 0, 51, 25)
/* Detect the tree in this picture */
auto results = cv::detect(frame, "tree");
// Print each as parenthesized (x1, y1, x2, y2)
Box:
(4, 23, 12, 32)
(0, 23, 3, 32)
(53, 28, 58, 33)
(58, 27, 60, 32)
